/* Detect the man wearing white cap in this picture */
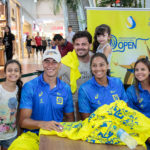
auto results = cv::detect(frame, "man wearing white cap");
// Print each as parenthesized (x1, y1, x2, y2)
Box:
(9, 49, 74, 149)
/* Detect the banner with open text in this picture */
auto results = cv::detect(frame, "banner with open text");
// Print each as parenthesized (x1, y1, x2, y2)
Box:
(87, 7, 150, 85)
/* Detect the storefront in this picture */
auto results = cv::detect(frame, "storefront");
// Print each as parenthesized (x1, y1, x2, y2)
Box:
(22, 20, 32, 56)
(0, 0, 7, 65)
(23, 21, 32, 36)
(9, 0, 21, 58)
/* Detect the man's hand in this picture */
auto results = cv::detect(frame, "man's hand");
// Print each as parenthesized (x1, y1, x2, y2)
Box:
(40, 121, 63, 132)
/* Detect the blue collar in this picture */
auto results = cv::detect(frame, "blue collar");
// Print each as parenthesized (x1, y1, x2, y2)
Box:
(92, 76, 111, 89)
(138, 82, 148, 93)
(39, 73, 61, 89)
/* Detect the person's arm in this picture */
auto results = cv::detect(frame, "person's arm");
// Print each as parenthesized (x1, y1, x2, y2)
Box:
(118, 79, 129, 103)
(80, 113, 90, 120)
(126, 86, 137, 108)
(114, 62, 134, 70)
(78, 86, 91, 120)
(35, 37, 37, 46)
(103, 45, 112, 58)
(12, 34, 15, 54)
(12, 40, 15, 54)
(19, 109, 63, 132)
(64, 112, 74, 122)
(2, 35, 5, 45)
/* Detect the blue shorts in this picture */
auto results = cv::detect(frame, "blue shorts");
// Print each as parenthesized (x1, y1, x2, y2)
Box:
(0, 136, 17, 148)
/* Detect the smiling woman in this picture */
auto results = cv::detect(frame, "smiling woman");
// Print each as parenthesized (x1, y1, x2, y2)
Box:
(91, 53, 109, 85)
(126, 57, 150, 150)
(78, 53, 128, 120)
(126, 58, 150, 118)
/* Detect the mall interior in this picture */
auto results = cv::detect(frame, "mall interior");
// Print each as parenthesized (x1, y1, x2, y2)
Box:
(0, 0, 96, 83)
(0, 0, 150, 82)
(0, 0, 150, 150)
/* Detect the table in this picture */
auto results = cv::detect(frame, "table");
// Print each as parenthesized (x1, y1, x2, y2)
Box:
(39, 135, 145, 150)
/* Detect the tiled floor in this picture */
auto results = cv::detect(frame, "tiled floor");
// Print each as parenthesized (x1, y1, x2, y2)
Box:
(0, 52, 43, 84)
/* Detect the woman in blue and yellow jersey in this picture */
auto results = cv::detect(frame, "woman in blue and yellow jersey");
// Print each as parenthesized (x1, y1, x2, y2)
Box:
(78, 53, 128, 120)
(126, 57, 150, 118)
(126, 57, 150, 149)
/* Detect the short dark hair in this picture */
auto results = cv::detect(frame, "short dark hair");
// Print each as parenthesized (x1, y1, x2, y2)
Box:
(72, 31, 92, 44)
(68, 25, 72, 28)
(53, 34, 63, 41)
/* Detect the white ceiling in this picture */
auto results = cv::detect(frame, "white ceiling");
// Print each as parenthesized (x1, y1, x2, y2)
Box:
(36, 0, 64, 23)
(36, 0, 65, 37)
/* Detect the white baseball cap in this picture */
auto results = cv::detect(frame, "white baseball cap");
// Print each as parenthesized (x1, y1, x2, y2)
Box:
(42, 49, 61, 62)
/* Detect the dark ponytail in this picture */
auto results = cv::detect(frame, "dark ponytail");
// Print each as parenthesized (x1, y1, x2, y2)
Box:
(16, 79, 23, 103)
(16, 78, 23, 132)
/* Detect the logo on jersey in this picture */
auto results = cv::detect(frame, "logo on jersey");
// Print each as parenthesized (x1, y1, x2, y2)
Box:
(40, 99, 44, 103)
(57, 92, 61, 96)
(110, 91, 116, 93)
(140, 104, 144, 109)
(56, 97, 63, 105)
(95, 94, 99, 99)
(112, 94, 120, 101)
(97, 100, 101, 105)
(39, 91, 43, 97)
(139, 98, 143, 103)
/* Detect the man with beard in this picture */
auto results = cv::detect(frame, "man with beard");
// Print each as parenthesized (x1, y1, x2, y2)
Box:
(58, 31, 93, 121)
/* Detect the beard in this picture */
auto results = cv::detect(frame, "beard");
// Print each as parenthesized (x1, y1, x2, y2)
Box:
(76, 49, 89, 58)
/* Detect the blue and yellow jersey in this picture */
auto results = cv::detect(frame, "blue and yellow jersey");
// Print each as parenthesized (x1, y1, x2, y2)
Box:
(126, 83, 150, 118)
(78, 76, 128, 113)
(20, 74, 74, 133)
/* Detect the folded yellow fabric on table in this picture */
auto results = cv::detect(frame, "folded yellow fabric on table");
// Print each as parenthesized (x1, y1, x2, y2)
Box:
(8, 131, 39, 150)
(40, 100, 150, 148)
(61, 50, 81, 93)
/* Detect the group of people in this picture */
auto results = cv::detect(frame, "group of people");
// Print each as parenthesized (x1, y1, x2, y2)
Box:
(2, 25, 58, 61)
(0, 24, 150, 150)
(25, 25, 76, 59)
(25, 33, 56, 58)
